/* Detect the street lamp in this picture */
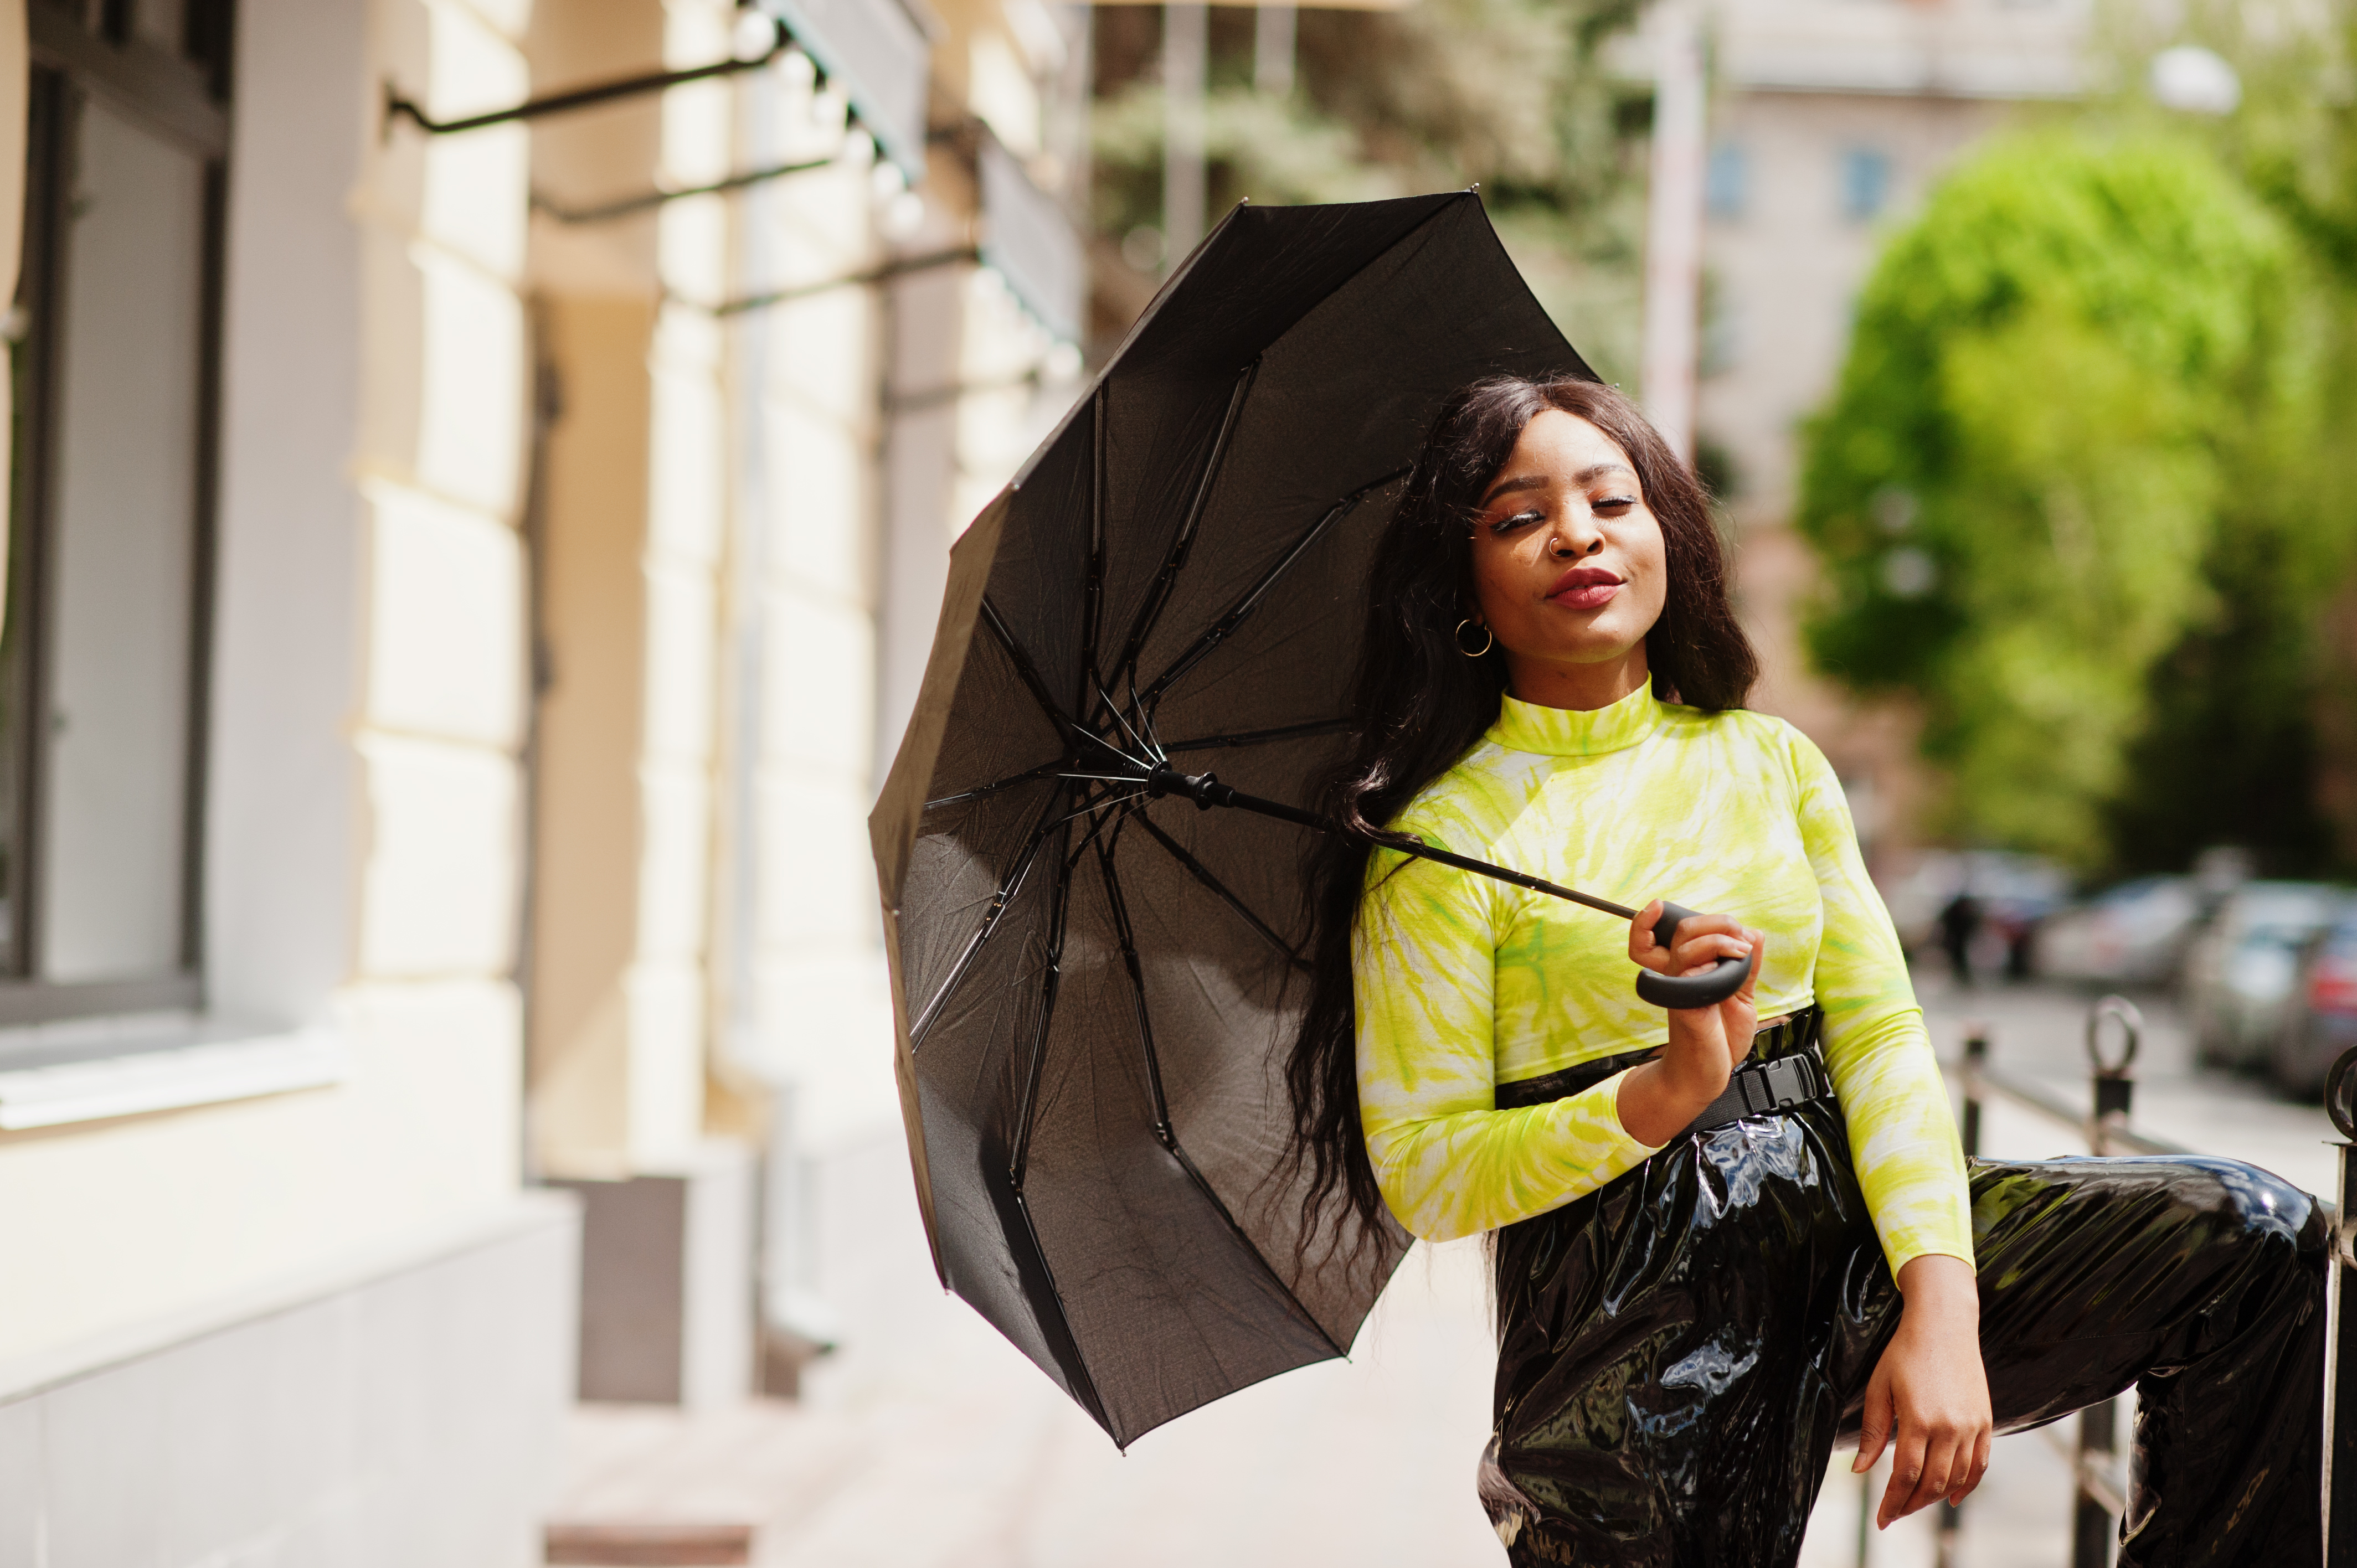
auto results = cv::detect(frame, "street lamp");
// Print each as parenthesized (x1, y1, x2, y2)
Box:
(2149, 44, 2241, 116)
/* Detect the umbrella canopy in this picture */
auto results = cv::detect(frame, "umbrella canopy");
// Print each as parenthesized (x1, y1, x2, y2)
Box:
(871, 192, 1599, 1447)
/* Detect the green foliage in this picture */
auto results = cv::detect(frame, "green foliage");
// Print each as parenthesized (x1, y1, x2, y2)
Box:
(1089, 0, 1650, 379)
(2093, 0, 2357, 873)
(1797, 128, 2331, 868)
(1089, 83, 1404, 223)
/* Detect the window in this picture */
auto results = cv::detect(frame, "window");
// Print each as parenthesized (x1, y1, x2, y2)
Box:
(0, 0, 231, 1024)
(1700, 283, 1741, 375)
(1840, 146, 1891, 222)
(1705, 142, 1747, 220)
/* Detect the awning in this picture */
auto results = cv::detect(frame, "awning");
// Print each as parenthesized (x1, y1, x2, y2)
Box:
(757, 0, 930, 182)
(979, 131, 1083, 344)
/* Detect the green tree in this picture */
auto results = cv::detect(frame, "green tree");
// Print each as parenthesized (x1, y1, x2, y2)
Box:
(2122, 2, 2357, 873)
(1796, 128, 2327, 869)
(1088, 0, 1651, 379)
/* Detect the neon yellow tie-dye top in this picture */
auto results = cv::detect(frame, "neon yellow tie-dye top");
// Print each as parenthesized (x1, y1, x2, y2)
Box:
(1352, 682, 1972, 1276)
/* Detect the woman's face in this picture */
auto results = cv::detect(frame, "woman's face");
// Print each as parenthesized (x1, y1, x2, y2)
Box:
(1466, 409, 1669, 708)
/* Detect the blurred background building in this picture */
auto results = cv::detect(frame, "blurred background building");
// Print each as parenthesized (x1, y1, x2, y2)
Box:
(1691, 0, 2089, 869)
(13, 0, 2357, 1560)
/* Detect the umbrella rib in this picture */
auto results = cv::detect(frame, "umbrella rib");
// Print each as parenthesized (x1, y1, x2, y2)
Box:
(1163, 1134, 1347, 1356)
(1056, 788, 1144, 849)
(1093, 675, 1159, 764)
(981, 594, 1144, 773)
(979, 594, 1075, 730)
(908, 784, 1070, 1046)
(1103, 359, 1260, 691)
(1159, 717, 1354, 754)
(1007, 843, 1076, 1188)
(1135, 465, 1412, 710)
(1091, 835, 1346, 1358)
(924, 759, 1065, 811)
(1010, 1189, 1116, 1436)
(1132, 812, 1307, 970)
(1092, 829, 1172, 1125)
(1002, 840, 1119, 1439)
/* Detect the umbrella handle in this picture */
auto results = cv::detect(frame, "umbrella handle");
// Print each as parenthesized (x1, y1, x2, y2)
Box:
(1633, 901, 1754, 1009)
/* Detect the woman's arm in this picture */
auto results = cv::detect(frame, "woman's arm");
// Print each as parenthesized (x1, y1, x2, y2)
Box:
(1787, 729, 1987, 1522)
(1355, 846, 1668, 1241)
(1791, 732, 1974, 1273)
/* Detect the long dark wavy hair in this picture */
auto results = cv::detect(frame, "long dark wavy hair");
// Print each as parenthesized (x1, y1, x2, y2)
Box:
(1284, 374, 1759, 1259)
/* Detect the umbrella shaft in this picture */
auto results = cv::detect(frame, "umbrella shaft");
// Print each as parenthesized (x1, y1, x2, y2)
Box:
(1143, 766, 1639, 923)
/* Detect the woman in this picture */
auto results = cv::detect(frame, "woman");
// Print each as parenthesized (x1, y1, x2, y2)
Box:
(1285, 375, 2325, 1567)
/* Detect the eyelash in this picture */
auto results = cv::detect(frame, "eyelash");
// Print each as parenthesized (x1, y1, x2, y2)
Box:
(1486, 497, 1638, 533)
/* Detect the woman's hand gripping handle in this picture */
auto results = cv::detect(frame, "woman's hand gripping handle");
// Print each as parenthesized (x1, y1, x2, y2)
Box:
(1634, 901, 1753, 1008)
(1615, 904, 1763, 1147)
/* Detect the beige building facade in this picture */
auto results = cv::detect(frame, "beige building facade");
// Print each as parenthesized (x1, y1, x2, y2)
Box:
(0, 0, 1082, 1557)
(1685, 0, 2087, 864)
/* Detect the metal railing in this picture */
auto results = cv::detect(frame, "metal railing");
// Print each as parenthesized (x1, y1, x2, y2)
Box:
(2322, 1048, 2357, 1567)
(1843, 1000, 2357, 1567)
(1885, 995, 2198, 1568)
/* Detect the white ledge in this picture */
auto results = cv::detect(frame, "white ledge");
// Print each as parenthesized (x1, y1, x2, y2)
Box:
(0, 1024, 349, 1130)
(0, 1192, 578, 1405)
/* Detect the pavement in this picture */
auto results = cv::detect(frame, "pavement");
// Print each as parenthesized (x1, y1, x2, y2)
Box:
(547, 977, 2341, 1568)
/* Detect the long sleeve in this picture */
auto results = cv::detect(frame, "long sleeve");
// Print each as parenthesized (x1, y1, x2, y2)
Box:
(1353, 844, 1662, 1242)
(1345, 685, 1975, 1267)
(1791, 736, 1975, 1274)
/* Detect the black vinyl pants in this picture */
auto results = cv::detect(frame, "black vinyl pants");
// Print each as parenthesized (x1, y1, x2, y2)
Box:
(1479, 1057, 2327, 1567)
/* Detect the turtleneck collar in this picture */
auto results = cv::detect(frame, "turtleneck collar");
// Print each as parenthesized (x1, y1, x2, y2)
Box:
(1489, 681, 1665, 757)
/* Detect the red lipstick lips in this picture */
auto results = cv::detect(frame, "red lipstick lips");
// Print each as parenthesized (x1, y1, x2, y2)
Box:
(1548, 564, 1623, 611)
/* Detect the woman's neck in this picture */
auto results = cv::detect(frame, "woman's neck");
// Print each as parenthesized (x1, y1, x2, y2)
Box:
(1502, 646, 1651, 711)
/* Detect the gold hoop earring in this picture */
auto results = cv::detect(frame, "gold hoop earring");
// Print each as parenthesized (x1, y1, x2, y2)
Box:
(1454, 618, 1494, 658)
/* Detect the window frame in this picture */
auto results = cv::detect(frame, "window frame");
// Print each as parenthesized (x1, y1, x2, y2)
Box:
(0, 0, 231, 1028)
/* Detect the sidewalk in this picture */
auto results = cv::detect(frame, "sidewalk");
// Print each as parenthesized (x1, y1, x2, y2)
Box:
(554, 1132, 1509, 1566)
(549, 977, 2310, 1566)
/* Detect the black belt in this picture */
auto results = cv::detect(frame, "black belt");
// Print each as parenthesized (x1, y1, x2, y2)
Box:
(1494, 1007, 1833, 1138)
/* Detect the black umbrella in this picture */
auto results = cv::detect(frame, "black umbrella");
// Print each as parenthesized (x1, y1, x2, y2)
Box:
(868, 192, 1747, 1448)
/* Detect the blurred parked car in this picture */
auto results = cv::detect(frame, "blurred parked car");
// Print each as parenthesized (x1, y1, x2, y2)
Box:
(2183, 881, 2345, 1072)
(1880, 849, 2069, 981)
(2030, 876, 2201, 988)
(2272, 902, 2357, 1098)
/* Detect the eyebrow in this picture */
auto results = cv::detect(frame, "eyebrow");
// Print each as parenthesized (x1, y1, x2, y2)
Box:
(1478, 462, 1636, 507)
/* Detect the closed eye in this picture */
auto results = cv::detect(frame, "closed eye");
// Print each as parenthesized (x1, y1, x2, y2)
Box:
(1594, 496, 1638, 514)
(1488, 508, 1546, 533)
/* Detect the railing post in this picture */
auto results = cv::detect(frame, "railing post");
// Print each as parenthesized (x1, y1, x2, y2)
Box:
(2322, 1047, 2357, 1567)
(1961, 1023, 1987, 1159)
(2086, 996, 2139, 1158)
(2075, 997, 2142, 1568)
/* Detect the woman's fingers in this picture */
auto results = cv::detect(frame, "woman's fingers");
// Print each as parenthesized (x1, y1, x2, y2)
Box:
(1951, 1430, 1992, 1505)
(1627, 903, 1752, 977)
(1735, 929, 1764, 999)
(1625, 900, 1666, 969)
(1851, 1369, 1892, 1473)
(1670, 930, 1752, 975)
(1879, 1414, 1993, 1525)
(1877, 1423, 1933, 1529)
